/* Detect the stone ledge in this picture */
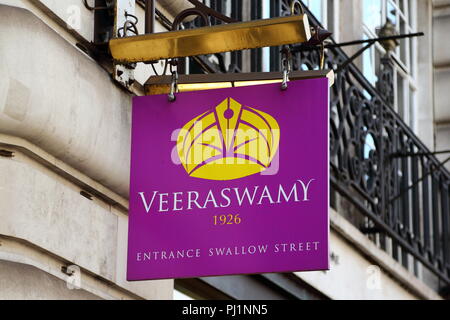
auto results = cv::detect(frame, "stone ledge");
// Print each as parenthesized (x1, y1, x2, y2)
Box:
(0, 235, 172, 300)
(0, 134, 128, 213)
(328, 208, 442, 300)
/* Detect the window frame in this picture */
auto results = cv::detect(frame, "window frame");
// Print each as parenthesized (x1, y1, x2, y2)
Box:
(361, 0, 418, 131)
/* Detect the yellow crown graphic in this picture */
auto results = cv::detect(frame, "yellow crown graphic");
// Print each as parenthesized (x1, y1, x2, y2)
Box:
(177, 97, 280, 180)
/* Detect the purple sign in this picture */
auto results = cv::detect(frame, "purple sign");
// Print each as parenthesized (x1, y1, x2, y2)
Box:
(128, 79, 329, 280)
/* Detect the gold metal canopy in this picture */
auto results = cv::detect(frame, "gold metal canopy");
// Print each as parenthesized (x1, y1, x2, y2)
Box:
(109, 14, 311, 63)
(144, 70, 334, 95)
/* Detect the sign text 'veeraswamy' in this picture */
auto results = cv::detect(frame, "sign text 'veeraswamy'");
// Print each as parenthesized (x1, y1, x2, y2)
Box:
(138, 179, 315, 213)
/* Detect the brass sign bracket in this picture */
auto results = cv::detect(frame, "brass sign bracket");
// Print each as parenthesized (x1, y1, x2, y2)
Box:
(109, 1, 312, 64)
(105, 1, 335, 95)
(145, 69, 335, 97)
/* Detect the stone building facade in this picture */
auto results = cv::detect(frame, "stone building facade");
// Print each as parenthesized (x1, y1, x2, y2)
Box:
(0, 0, 448, 300)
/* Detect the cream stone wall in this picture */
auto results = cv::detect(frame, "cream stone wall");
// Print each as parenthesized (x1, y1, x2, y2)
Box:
(433, 0, 450, 170)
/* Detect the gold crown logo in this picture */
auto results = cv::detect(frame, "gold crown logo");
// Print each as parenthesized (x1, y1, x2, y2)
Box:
(177, 97, 280, 180)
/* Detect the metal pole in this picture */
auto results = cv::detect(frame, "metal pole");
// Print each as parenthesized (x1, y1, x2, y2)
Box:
(335, 40, 376, 74)
(145, 0, 155, 34)
(292, 32, 425, 52)
(326, 32, 424, 48)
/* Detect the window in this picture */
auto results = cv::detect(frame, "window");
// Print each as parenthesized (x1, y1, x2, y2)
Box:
(303, 0, 327, 27)
(362, 0, 418, 130)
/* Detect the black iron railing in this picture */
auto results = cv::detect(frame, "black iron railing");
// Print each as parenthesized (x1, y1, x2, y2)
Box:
(290, 0, 449, 289)
(326, 6, 446, 289)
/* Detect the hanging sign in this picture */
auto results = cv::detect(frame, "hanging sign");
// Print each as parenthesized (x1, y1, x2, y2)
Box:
(127, 79, 330, 280)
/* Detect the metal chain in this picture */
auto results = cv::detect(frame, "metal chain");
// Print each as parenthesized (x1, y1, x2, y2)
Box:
(320, 42, 325, 70)
(290, 0, 305, 15)
(168, 59, 179, 102)
(281, 46, 292, 91)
